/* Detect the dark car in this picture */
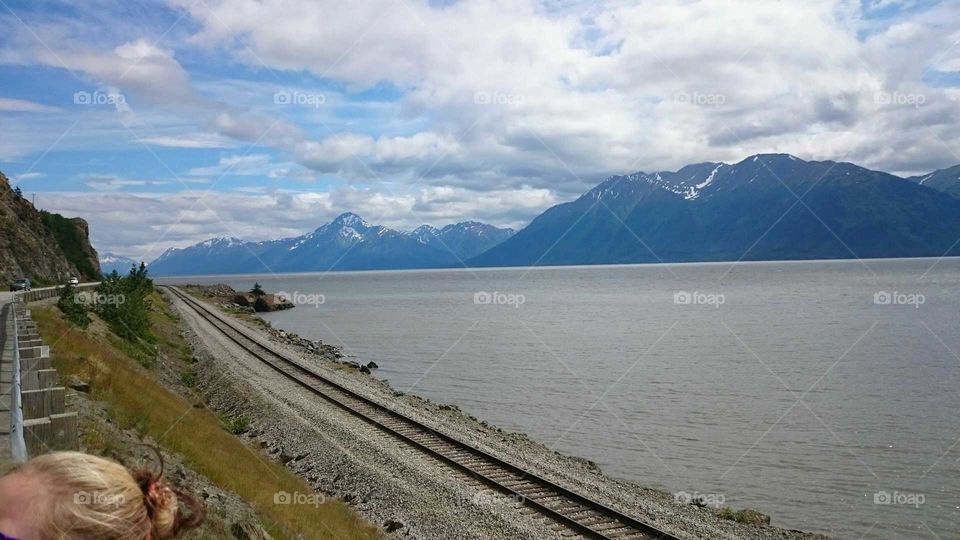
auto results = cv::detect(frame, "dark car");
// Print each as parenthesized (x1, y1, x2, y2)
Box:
(9, 278, 31, 292)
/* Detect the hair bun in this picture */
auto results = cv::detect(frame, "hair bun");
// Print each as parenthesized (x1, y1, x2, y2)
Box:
(133, 450, 206, 539)
(147, 480, 179, 539)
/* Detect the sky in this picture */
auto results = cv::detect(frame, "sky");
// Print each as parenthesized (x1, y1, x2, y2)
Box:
(0, 0, 958, 261)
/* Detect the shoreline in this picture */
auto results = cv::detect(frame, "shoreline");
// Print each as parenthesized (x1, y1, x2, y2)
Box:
(179, 284, 829, 539)
(151, 253, 960, 282)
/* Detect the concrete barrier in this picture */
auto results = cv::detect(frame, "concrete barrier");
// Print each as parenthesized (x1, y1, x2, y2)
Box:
(22, 417, 51, 457)
(21, 357, 52, 372)
(49, 413, 79, 451)
(1, 303, 26, 463)
(19, 345, 50, 359)
(2, 293, 83, 461)
(21, 387, 66, 420)
(37, 369, 59, 389)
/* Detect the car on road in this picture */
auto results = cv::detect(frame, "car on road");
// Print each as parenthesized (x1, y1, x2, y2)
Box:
(9, 278, 31, 292)
(68, 276, 79, 286)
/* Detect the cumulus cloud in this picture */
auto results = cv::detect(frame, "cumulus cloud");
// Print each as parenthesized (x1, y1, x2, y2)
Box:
(173, 0, 960, 180)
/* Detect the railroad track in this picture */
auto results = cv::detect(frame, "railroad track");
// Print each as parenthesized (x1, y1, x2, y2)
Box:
(164, 286, 679, 540)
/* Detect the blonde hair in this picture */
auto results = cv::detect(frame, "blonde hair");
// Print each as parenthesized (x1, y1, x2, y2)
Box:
(12, 451, 204, 539)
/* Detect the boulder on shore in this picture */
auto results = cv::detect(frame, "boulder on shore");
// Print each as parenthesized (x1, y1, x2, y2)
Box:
(232, 292, 294, 312)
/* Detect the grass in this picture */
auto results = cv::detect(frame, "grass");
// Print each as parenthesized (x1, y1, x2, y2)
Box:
(33, 301, 381, 540)
(716, 507, 770, 526)
(221, 414, 252, 435)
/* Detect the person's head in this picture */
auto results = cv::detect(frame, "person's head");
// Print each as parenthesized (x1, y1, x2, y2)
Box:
(0, 451, 204, 539)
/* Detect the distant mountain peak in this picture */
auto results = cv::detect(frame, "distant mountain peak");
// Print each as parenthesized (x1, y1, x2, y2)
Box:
(149, 214, 514, 275)
(587, 172, 652, 201)
(742, 152, 804, 163)
(198, 236, 243, 248)
(331, 212, 368, 228)
(412, 224, 440, 236)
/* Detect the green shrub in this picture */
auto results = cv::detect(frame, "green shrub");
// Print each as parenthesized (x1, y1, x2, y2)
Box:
(181, 368, 199, 388)
(57, 284, 90, 328)
(716, 507, 770, 526)
(221, 415, 251, 435)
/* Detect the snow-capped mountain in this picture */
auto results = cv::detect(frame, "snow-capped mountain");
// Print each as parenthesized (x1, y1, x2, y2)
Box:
(907, 164, 960, 199)
(411, 221, 514, 260)
(469, 153, 960, 267)
(148, 213, 514, 276)
(99, 252, 141, 275)
(148, 153, 960, 275)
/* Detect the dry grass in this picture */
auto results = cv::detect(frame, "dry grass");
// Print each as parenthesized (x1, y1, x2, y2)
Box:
(33, 304, 381, 540)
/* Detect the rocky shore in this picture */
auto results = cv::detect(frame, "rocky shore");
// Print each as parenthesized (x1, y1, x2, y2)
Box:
(175, 285, 829, 539)
(184, 283, 294, 313)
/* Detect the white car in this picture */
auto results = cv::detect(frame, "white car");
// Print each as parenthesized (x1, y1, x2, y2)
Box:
(68, 277, 79, 286)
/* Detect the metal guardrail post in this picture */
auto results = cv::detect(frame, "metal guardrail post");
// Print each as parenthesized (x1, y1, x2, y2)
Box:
(9, 302, 27, 462)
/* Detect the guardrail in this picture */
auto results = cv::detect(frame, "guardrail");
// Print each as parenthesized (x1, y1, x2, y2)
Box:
(1, 302, 27, 463)
(3, 297, 80, 462)
(15, 282, 99, 303)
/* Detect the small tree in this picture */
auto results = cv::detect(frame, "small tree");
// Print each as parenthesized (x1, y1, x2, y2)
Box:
(250, 282, 265, 297)
(57, 283, 90, 328)
(13, 186, 23, 198)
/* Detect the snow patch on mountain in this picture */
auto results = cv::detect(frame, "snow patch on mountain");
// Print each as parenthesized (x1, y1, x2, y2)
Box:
(684, 164, 724, 200)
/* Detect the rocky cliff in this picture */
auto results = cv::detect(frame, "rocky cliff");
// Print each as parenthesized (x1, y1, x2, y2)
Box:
(0, 171, 100, 285)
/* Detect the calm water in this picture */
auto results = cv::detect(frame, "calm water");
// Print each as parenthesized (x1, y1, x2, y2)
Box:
(160, 258, 960, 538)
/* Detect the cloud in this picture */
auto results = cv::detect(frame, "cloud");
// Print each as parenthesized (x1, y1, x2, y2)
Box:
(141, 133, 239, 149)
(0, 97, 62, 113)
(170, 0, 960, 184)
(186, 154, 275, 177)
(5, 0, 960, 256)
(84, 175, 171, 191)
(35, 184, 557, 260)
(12, 172, 44, 183)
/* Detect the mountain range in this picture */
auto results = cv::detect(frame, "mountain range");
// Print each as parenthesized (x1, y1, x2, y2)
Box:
(99, 253, 141, 276)
(139, 154, 960, 276)
(469, 154, 960, 266)
(907, 165, 960, 199)
(147, 214, 514, 275)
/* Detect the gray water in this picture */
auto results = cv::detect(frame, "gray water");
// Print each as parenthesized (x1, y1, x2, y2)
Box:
(160, 258, 960, 539)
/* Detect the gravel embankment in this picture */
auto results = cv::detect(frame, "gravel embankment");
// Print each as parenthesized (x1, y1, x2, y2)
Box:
(166, 287, 829, 540)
